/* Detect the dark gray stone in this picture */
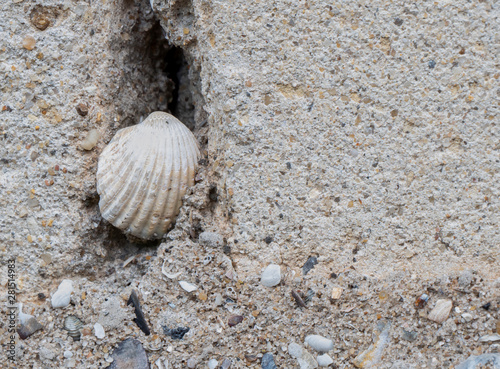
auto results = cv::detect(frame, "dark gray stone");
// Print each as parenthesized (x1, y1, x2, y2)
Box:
(262, 353, 277, 369)
(107, 338, 150, 369)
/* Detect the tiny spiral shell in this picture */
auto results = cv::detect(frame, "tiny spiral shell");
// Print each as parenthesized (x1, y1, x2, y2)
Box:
(96, 112, 200, 240)
(64, 315, 83, 341)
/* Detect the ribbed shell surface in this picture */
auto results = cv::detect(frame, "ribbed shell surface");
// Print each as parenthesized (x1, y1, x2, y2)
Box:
(96, 112, 199, 240)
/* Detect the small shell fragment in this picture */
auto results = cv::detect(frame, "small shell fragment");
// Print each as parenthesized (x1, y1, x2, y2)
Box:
(51, 279, 74, 308)
(179, 281, 197, 292)
(427, 299, 453, 323)
(18, 302, 34, 325)
(331, 287, 343, 300)
(94, 322, 105, 339)
(96, 112, 199, 240)
(161, 259, 182, 279)
(64, 315, 83, 341)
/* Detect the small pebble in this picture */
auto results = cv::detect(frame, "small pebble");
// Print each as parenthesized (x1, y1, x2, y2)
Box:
(63, 351, 73, 359)
(317, 354, 333, 367)
(331, 287, 343, 300)
(163, 326, 190, 340)
(261, 353, 277, 369)
(458, 270, 474, 288)
(107, 338, 149, 369)
(187, 358, 198, 368)
(288, 342, 303, 358)
(302, 256, 318, 275)
(198, 231, 223, 248)
(17, 317, 43, 339)
(305, 335, 334, 352)
(427, 299, 453, 324)
(428, 60, 436, 69)
(402, 330, 418, 342)
(261, 264, 281, 287)
(22, 35, 36, 50)
(221, 358, 232, 369)
(76, 103, 89, 116)
(228, 315, 243, 327)
(207, 359, 218, 369)
(80, 129, 99, 150)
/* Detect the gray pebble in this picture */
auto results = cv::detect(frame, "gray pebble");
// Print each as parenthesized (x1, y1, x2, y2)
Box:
(288, 342, 303, 359)
(316, 354, 333, 367)
(199, 232, 224, 248)
(459, 270, 474, 288)
(221, 358, 232, 369)
(262, 353, 277, 369)
(302, 256, 318, 275)
(261, 264, 281, 287)
(187, 358, 198, 368)
(106, 338, 149, 369)
(402, 330, 418, 342)
(305, 335, 333, 352)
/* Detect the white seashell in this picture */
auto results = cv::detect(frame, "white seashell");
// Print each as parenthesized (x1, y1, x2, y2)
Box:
(427, 299, 453, 323)
(94, 322, 105, 339)
(64, 315, 83, 341)
(179, 281, 197, 292)
(96, 112, 200, 240)
(161, 258, 182, 279)
(51, 279, 74, 308)
(18, 303, 34, 325)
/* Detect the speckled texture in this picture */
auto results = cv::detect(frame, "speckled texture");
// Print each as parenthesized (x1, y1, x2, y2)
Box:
(1, 0, 499, 368)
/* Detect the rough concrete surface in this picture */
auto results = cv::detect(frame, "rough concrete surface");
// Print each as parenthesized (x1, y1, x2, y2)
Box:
(1, 0, 499, 368)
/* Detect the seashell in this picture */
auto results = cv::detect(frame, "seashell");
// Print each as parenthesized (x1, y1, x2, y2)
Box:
(64, 315, 83, 341)
(427, 299, 453, 323)
(161, 258, 182, 279)
(18, 302, 34, 325)
(94, 322, 105, 339)
(179, 281, 197, 292)
(51, 279, 74, 308)
(96, 111, 200, 240)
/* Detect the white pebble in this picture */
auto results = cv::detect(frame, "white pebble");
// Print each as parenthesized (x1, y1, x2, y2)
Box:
(207, 359, 218, 369)
(187, 358, 197, 368)
(94, 322, 105, 339)
(305, 335, 334, 352)
(261, 264, 281, 287)
(288, 342, 303, 359)
(63, 350, 73, 359)
(51, 279, 74, 308)
(317, 354, 333, 367)
(80, 129, 100, 150)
